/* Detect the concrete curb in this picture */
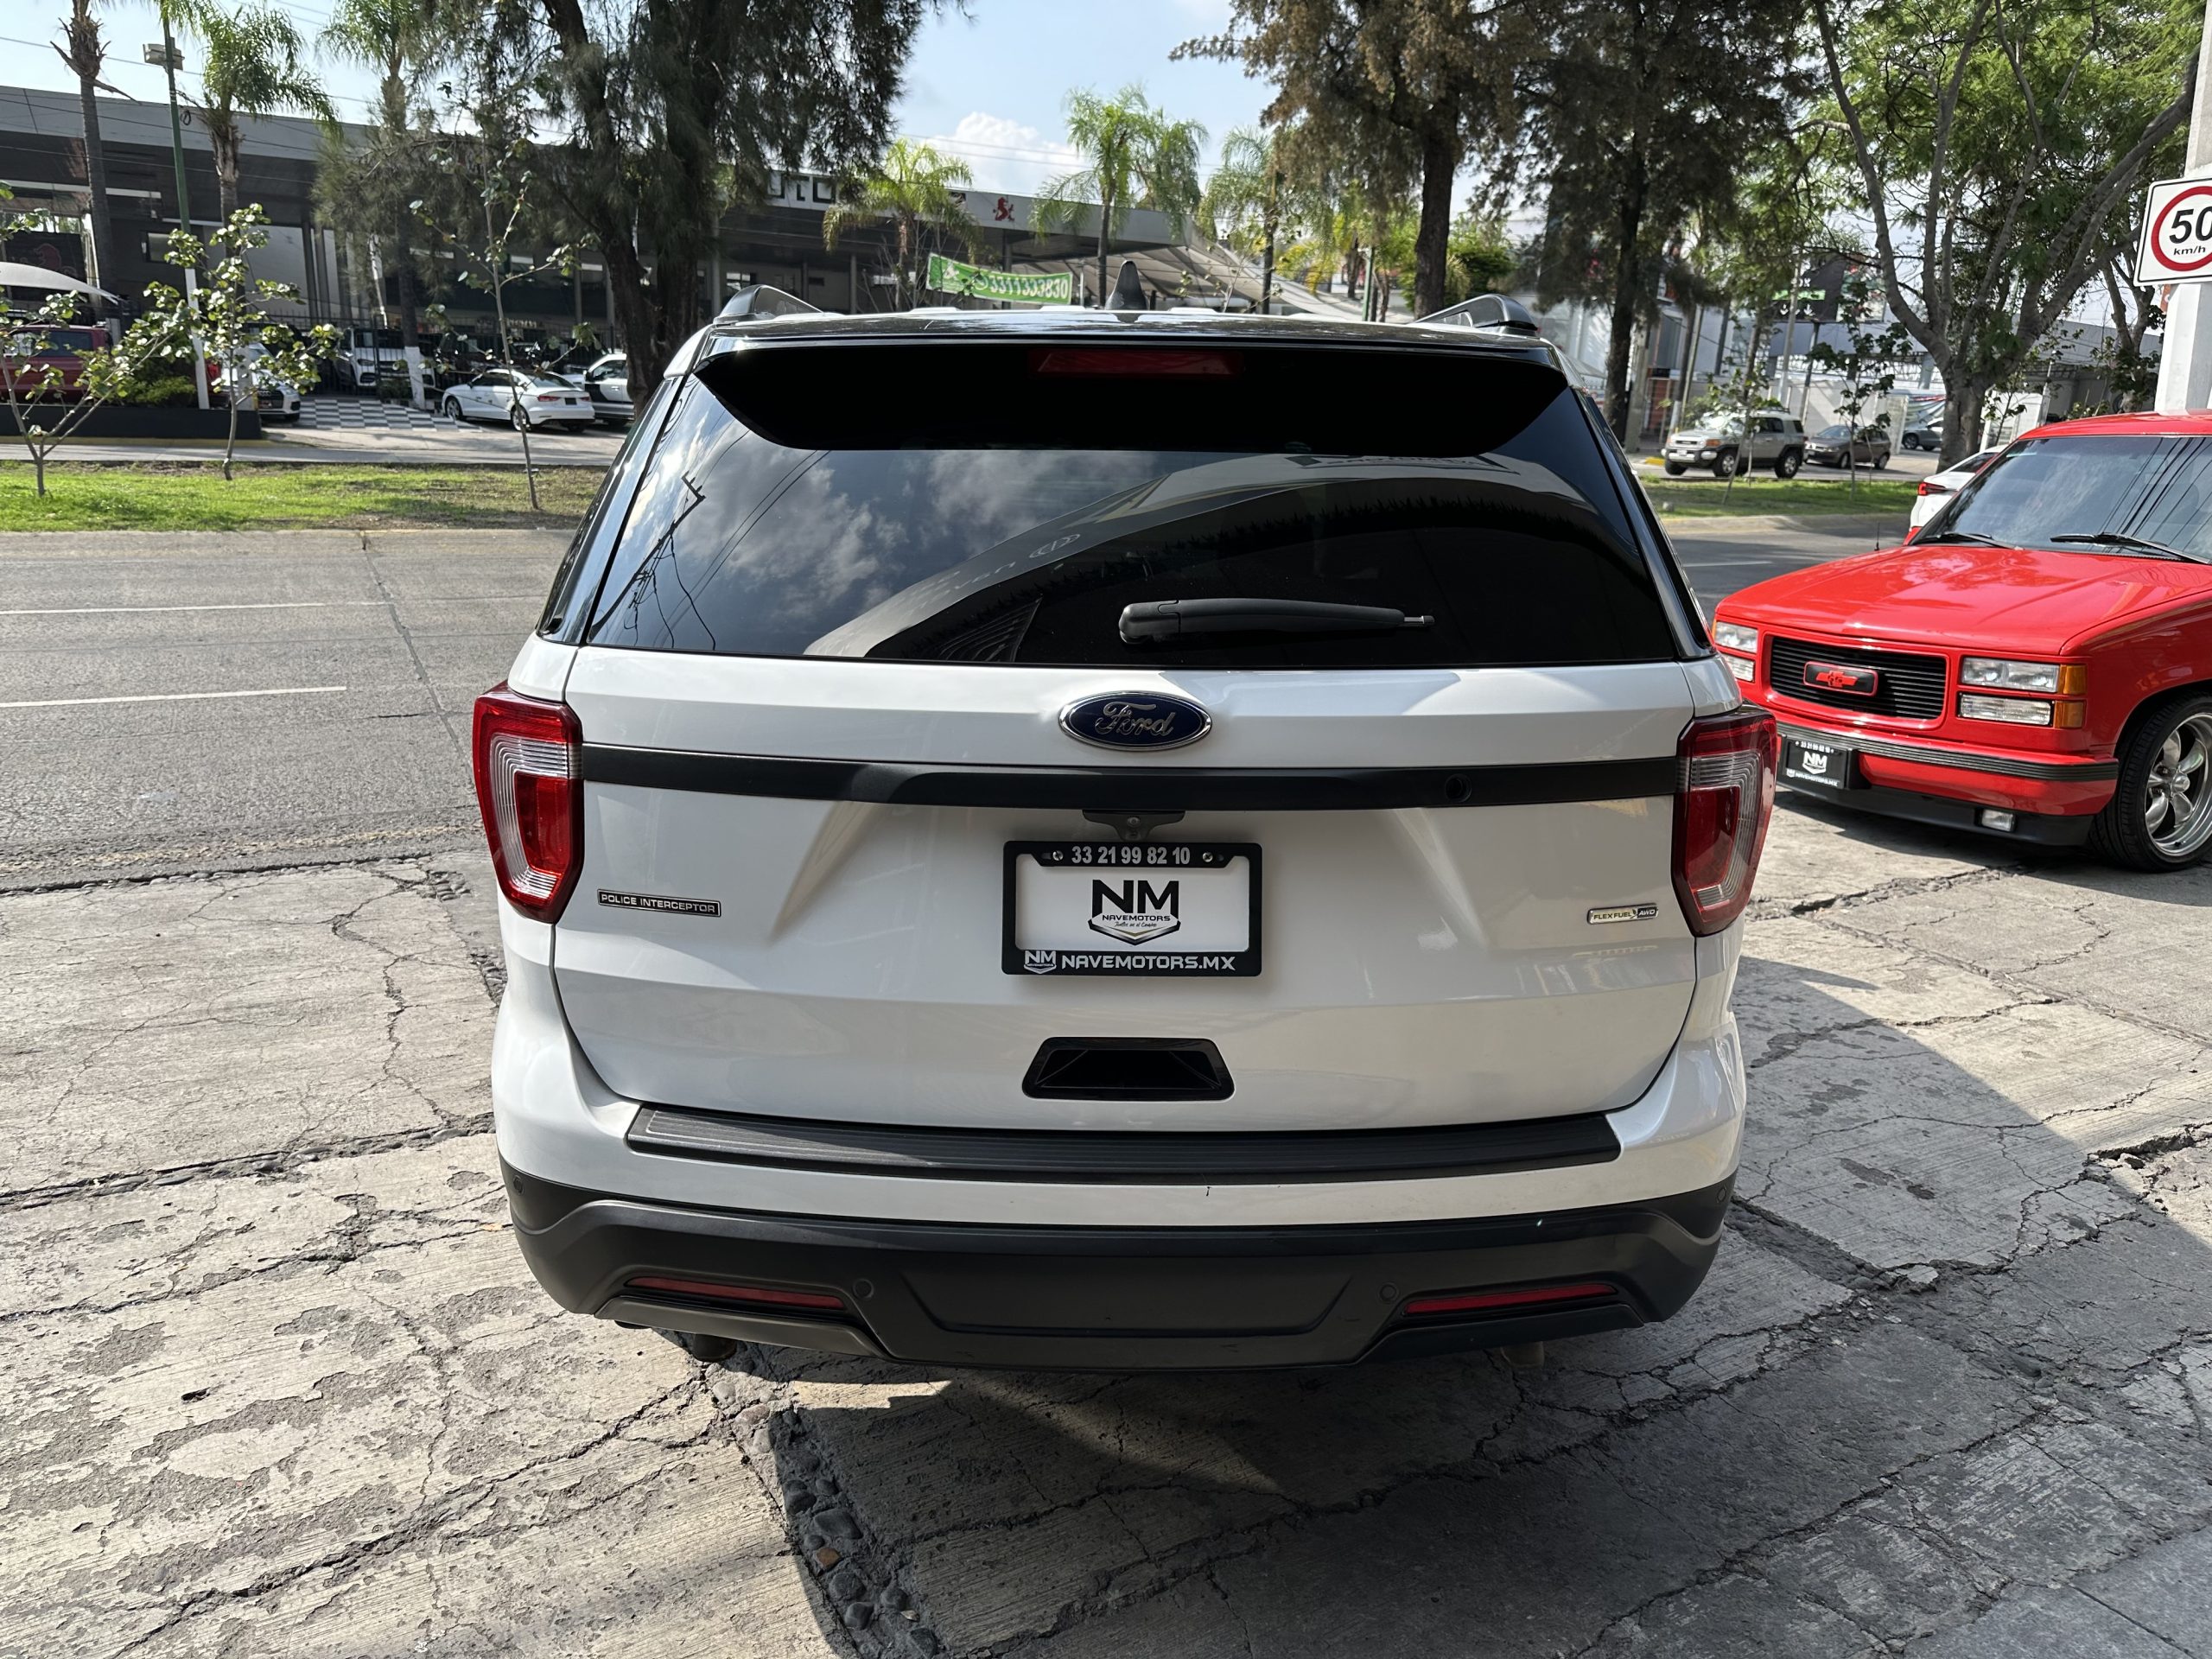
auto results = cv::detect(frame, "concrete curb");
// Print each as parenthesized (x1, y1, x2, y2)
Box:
(1657, 511, 1906, 540)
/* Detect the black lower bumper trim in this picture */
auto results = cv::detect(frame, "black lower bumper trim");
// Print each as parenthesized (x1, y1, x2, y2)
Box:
(503, 1162, 1731, 1371)
(1781, 779, 2094, 845)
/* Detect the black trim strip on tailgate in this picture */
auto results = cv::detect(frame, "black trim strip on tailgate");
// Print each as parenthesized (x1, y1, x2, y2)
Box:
(626, 1104, 1622, 1184)
(579, 745, 1679, 810)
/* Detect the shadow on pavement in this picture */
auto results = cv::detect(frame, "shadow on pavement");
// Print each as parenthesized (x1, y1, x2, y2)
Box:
(736, 865, 2212, 1658)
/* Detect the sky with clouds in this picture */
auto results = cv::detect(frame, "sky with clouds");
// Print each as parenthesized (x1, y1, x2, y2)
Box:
(0, 0, 1275, 198)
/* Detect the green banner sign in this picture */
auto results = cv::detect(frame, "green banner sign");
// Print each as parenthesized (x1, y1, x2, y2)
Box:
(926, 254, 1074, 304)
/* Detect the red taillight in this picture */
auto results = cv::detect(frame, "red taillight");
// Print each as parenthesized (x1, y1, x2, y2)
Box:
(1916, 480, 1950, 497)
(1403, 1281, 1617, 1317)
(536, 392, 560, 402)
(471, 683, 582, 921)
(626, 1276, 846, 1313)
(1029, 347, 1241, 378)
(1673, 707, 1778, 936)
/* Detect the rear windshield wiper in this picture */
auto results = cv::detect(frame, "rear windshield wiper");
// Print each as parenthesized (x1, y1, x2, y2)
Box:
(1119, 598, 1436, 645)
(1912, 529, 2002, 545)
(2050, 531, 2209, 563)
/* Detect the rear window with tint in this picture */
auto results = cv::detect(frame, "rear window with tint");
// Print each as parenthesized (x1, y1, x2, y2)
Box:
(575, 342, 1678, 668)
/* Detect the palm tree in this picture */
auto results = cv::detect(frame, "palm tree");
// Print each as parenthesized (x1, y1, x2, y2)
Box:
(1281, 184, 1371, 299)
(1200, 127, 1284, 314)
(1033, 86, 1205, 308)
(822, 139, 985, 311)
(53, 1, 119, 302)
(318, 0, 434, 349)
(175, 2, 334, 220)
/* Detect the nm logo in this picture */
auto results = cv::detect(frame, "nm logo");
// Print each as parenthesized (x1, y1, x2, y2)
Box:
(1090, 878, 1180, 944)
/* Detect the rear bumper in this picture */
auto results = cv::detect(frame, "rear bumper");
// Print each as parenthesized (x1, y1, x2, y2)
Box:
(503, 1160, 1731, 1370)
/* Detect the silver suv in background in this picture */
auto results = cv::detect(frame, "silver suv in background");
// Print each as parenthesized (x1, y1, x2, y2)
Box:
(1662, 411, 1806, 479)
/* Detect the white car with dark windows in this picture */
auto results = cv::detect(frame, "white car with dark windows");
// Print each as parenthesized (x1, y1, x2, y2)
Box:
(442, 367, 598, 430)
(476, 305, 1776, 1370)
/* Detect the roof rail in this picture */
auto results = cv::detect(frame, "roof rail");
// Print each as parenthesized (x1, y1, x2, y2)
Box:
(718, 283, 823, 321)
(1418, 293, 1541, 336)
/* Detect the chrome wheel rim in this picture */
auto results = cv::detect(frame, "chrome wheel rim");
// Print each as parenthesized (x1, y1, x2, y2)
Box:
(2145, 713, 2212, 858)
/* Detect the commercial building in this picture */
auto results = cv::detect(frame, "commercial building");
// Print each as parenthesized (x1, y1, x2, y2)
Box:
(0, 83, 1244, 347)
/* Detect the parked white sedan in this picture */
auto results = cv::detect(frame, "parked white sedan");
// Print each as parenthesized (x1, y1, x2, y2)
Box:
(442, 369, 598, 430)
(1909, 448, 2003, 530)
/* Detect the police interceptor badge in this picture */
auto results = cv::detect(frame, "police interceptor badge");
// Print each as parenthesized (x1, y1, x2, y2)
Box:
(599, 890, 721, 918)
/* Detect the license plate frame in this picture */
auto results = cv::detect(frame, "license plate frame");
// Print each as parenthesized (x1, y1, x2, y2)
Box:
(1002, 841, 1262, 977)
(1782, 735, 1859, 790)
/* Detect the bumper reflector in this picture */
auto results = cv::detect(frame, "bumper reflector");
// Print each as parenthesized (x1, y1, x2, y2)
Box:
(1402, 1281, 1617, 1318)
(625, 1275, 846, 1313)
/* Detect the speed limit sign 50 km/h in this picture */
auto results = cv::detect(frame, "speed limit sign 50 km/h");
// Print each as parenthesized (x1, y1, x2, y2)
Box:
(2139, 175, 2212, 285)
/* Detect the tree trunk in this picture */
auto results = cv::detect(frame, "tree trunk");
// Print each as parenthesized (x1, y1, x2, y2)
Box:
(75, 71, 116, 307)
(1096, 187, 1113, 308)
(212, 127, 239, 223)
(1259, 170, 1279, 315)
(1947, 370, 1993, 463)
(600, 238, 663, 401)
(1413, 125, 1460, 319)
(1603, 188, 1646, 443)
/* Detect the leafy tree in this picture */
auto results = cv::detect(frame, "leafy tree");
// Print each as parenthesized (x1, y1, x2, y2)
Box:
(526, 0, 928, 400)
(131, 207, 339, 477)
(1278, 179, 1376, 296)
(2, 296, 167, 497)
(1811, 0, 2198, 462)
(53, 0, 121, 296)
(172, 2, 335, 220)
(1510, 0, 1810, 442)
(1440, 207, 1517, 306)
(317, 0, 439, 368)
(1183, 0, 1529, 318)
(1808, 273, 1913, 495)
(1034, 86, 1206, 306)
(822, 139, 984, 311)
(1202, 125, 1291, 312)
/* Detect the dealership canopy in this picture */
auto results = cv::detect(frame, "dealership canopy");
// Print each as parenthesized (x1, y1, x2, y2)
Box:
(0, 261, 117, 301)
(926, 254, 1075, 304)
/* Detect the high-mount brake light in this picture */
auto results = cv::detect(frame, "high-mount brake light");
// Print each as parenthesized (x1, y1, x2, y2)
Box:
(471, 684, 582, 921)
(1029, 347, 1241, 378)
(1673, 708, 1778, 936)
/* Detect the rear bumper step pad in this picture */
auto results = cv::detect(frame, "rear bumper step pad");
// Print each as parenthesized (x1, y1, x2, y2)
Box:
(623, 1103, 1621, 1184)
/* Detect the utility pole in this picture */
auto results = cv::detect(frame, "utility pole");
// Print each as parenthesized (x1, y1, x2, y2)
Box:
(2155, 8, 2212, 411)
(144, 26, 209, 411)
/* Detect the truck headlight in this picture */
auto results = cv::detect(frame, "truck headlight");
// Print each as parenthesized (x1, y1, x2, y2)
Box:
(1961, 658, 2082, 695)
(1713, 622, 1759, 654)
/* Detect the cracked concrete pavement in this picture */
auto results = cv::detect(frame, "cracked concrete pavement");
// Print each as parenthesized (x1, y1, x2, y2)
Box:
(3, 524, 2209, 1656)
(6, 807, 2209, 1657)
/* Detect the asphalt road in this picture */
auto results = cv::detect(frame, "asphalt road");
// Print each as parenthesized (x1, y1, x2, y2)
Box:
(0, 516, 1905, 890)
(9, 516, 2212, 1659)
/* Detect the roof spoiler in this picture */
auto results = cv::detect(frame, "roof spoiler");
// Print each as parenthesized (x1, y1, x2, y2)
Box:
(1418, 294, 1541, 336)
(718, 283, 823, 321)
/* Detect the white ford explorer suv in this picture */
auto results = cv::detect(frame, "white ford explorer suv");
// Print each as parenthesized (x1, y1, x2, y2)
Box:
(475, 303, 1776, 1370)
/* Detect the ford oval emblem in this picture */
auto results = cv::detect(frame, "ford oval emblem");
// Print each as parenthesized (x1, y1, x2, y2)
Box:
(1059, 693, 1212, 752)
